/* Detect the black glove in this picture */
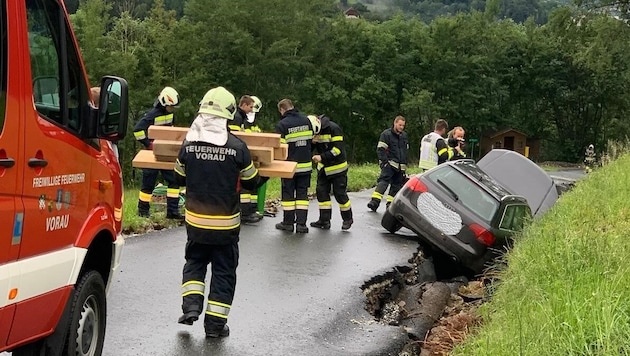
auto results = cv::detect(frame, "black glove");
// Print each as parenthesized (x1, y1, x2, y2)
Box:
(257, 176, 270, 188)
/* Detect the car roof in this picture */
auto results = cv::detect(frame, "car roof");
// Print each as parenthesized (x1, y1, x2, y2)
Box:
(477, 149, 559, 218)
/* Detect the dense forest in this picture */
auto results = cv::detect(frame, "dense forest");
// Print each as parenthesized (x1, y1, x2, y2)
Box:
(66, 0, 630, 184)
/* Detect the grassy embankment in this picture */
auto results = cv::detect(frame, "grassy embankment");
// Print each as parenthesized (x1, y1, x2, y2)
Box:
(122, 164, 423, 233)
(455, 151, 630, 355)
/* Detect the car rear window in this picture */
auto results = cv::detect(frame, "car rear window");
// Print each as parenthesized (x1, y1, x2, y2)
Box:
(499, 204, 531, 231)
(453, 160, 513, 198)
(426, 165, 499, 223)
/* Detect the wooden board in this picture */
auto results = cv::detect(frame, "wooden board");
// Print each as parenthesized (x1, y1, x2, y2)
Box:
(132, 150, 175, 170)
(132, 150, 296, 178)
(148, 126, 282, 148)
(248, 146, 274, 164)
(152, 139, 181, 158)
(148, 126, 188, 141)
(274, 144, 288, 160)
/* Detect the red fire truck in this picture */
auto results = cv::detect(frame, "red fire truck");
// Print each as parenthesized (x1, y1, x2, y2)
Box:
(0, 0, 128, 355)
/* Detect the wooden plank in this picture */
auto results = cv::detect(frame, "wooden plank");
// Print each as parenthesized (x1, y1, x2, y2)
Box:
(132, 150, 175, 170)
(148, 126, 188, 141)
(249, 146, 274, 164)
(257, 160, 296, 179)
(152, 139, 181, 158)
(274, 144, 288, 160)
(232, 131, 282, 148)
(147, 126, 282, 148)
(132, 149, 296, 178)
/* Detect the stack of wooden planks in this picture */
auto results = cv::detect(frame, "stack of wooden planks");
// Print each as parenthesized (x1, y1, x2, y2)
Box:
(131, 126, 296, 178)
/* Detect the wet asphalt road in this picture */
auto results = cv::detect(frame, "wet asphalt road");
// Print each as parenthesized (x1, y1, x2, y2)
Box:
(102, 190, 416, 356)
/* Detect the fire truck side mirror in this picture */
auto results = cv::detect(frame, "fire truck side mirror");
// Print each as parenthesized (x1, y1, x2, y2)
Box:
(97, 76, 129, 142)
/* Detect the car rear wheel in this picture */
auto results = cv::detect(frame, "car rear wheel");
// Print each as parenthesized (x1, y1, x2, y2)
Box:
(381, 209, 402, 233)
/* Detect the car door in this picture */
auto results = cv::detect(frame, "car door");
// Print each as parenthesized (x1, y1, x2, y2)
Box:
(7, 0, 93, 344)
(0, 0, 22, 348)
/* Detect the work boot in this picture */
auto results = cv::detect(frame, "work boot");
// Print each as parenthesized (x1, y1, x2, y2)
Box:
(341, 219, 353, 231)
(367, 200, 379, 212)
(138, 210, 150, 218)
(295, 224, 309, 234)
(206, 324, 230, 338)
(275, 222, 294, 232)
(241, 212, 263, 224)
(166, 212, 185, 220)
(177, 311, 200, 325)
(310, 220, 331, 230)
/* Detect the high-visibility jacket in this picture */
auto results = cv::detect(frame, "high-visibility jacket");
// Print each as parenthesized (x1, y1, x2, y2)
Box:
(313, 115, 348, 176)
(376, 127, 409, 171)
(418, 132, 450, 170)
(174, 134, 265, 245)
(133, 104, 173, 148)
(275, 109, 313, 175)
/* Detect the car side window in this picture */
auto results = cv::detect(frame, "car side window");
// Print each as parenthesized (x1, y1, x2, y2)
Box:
(499, 204, 531, 231)
(0, 1, 6, 133)
(27, 0, 88, 133)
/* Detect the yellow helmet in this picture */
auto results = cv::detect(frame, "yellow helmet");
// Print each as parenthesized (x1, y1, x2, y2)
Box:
(307, 115, 321, 135)
(251, 95, 262, 113)
(198, 86, 236, 120)
(158, 86, 180, 107)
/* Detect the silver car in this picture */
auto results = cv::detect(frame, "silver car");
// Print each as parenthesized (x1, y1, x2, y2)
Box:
(382, 158, 532, 274)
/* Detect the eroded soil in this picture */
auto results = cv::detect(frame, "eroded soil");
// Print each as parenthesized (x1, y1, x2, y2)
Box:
(361, 249, 488, 356)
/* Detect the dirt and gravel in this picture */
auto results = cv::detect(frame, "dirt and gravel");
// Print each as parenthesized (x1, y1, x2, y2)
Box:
(361, 249, 487, 355)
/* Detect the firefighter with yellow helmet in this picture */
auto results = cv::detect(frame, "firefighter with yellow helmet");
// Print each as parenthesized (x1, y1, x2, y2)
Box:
(175, 86, 267, 338)
(133, 86, 182, 219)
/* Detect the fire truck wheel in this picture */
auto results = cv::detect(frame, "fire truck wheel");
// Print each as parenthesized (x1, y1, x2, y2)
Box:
(64, 270, 107, 356)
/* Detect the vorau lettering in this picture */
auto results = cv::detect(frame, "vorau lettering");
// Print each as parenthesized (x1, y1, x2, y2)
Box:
(46, 214, 69, 231)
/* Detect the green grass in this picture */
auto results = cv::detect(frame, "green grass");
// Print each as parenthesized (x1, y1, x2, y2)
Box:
(454, 152, 630, 355)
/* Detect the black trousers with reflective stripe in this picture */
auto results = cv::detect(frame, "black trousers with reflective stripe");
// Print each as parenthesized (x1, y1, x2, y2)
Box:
(240, 188, 257, 215)
(316, 170, 352, 222)
(281, 173, 310, 225)
(372, 165, 405, 205)
(139, 168, 179, 215)
(182, 239, 239, 329)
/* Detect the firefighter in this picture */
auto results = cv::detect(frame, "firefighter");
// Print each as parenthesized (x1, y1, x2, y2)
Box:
(175, 86, 267, 338)
(133, 86, 183, 219)
(243, 95, 262, 133)
(275, 99, 313, 233)
(230, 95, 262, 224)
(367, 115, 409, 212)
(229, 95, 254, 132)
(309, 114, 353, 230)
(418, 118, 451, 171)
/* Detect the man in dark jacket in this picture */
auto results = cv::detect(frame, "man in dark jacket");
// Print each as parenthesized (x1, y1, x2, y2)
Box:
(133, 86, 182, 219)
(175, 86, 267, 338)
(274, 99, 313, 233)
(367, 115, 409, 212)
(231, 95, 262, 224)
(309, 114, 353, 230)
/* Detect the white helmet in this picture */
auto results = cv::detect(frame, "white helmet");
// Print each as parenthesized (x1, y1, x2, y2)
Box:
(251, 95, 262, 113)
(307, 115, 321, 135)
(198, 86, 236, 120)
(158, 86, 180, 107)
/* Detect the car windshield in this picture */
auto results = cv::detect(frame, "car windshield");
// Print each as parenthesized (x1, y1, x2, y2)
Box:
(426, 165, 499, 222)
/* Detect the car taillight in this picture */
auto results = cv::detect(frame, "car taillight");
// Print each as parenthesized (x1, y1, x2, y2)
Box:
(470, 223, 495, 246)
(406, 176, 428, 192)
